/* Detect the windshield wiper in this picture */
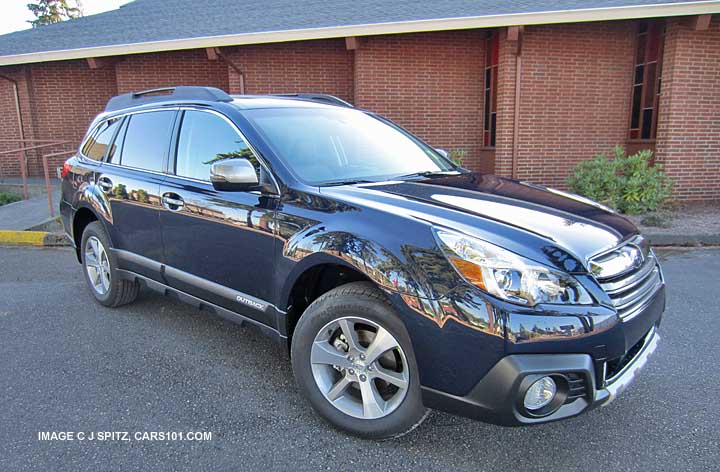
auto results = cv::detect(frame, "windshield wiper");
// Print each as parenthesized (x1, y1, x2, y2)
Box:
(394, 170, 460, 180)
(319, 179, 376, 187)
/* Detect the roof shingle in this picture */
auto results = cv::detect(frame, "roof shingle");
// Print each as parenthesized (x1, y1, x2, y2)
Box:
(0, 0, 716, 61)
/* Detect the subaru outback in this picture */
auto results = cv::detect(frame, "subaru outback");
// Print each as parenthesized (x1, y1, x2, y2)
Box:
(60, 86, 664, 439)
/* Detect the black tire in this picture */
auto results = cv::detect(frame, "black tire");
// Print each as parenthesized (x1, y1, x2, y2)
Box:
(80, 221, 139, 307)
(291, 281, 428, 439)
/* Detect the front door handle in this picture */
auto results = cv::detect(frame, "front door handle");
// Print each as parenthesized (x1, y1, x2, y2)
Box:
(97, 176, 113, 193)
(162, 193, 184, 211)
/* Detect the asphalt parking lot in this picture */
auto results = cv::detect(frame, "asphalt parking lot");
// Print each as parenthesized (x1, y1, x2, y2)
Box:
(1, 246, 718, 471)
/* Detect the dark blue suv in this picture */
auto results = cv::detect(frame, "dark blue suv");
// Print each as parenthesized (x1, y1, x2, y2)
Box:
(60, 86, 664, 439)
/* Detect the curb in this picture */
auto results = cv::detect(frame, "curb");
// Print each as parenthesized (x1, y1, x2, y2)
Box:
(0, 230, 70, 247)
(26, 216, 63, 232)
(645, 233, 720, 247)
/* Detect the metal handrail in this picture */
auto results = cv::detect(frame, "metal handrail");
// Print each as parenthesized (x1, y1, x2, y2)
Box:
(0, 141, 73, 156)
(0, 138, 64, 143)
(0, 140, 73, 200)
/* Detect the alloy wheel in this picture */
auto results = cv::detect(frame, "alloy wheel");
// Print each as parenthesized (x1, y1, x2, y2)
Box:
(310, 316, 409, 420)
(84, 236, 111, 295)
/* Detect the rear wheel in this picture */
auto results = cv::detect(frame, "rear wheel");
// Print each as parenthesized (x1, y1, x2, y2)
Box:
(291, 282, 428, 439)
(80, 221, 139, 307)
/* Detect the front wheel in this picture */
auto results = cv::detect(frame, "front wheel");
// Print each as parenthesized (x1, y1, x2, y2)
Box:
(291, 282, 428, 439)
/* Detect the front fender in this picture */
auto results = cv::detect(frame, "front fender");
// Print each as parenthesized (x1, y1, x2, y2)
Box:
(281, 224, 450, 301)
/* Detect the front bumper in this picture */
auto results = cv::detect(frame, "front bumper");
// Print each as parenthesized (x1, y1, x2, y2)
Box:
(422, 327, 660, 426)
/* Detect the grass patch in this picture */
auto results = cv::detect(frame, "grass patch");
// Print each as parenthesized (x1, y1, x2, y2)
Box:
(0, 191, 21, 207)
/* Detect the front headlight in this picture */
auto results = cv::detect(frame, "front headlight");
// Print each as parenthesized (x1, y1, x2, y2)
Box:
(434, 228, 592, 306)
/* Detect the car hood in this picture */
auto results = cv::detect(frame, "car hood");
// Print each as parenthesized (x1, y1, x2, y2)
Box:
(321, 173, 638, 271)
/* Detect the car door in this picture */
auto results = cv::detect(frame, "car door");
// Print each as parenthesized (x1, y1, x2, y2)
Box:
(158, 108, 278, 325)
(98, 109, 177, 282)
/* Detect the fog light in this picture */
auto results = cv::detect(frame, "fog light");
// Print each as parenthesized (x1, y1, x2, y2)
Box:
(524, 376, 557, 411)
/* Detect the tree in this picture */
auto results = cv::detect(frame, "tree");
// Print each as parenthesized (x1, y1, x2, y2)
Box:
(27, 0, 82, 27)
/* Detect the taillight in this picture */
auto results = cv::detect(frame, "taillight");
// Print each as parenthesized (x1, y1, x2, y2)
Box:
(61, 161, 72, 179)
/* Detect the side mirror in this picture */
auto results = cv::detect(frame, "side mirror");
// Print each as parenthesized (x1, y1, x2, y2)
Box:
(435, 148, 449, 159)
(210, 158, 259, 191)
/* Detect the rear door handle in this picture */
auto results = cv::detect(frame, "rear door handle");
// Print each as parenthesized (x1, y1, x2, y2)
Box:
(162, 193, 184, 211)
(97, 176, 113, 193)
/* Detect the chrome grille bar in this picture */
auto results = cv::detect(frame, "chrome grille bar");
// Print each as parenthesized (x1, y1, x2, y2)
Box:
(601, 253, 657, 295)
(591, 243, 663, 321)
(611, 267, 661, 311)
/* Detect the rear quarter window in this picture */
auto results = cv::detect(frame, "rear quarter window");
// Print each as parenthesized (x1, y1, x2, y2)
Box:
(81, 117, 122, 161)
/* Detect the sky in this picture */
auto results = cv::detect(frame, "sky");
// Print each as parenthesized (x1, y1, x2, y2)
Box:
(0, 0, 132, 35)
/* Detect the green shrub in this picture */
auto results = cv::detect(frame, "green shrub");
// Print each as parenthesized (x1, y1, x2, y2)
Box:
(566, 146, 672, 214)
(449, 149, 467, 167)
(0, 191, 21, 207)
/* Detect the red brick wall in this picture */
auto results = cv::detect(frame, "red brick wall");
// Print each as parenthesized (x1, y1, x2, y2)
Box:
(25, 60, 117, 174)
(655, 17, 720, 201)
(115, 49, 228, 93)
(0, 68, 32, 177)
(223, 39, 353, 101)
(495, 22, 635, 188)
(1, 20, 718, 199)
(354, 31, 486, 170)
(0, 76, 21, 155)
(0, 61, 115, 177)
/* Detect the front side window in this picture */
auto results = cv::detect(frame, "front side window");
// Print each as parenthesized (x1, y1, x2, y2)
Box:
(245, 107, 454, 185)
(175, 110, 254, 181)
(120, 110, 176, 172)
(629, 20, 664, 140)
(81, 117, 122, 161)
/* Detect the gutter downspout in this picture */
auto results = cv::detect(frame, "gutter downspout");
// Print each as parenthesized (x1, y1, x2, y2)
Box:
(0, 73, 27, 188)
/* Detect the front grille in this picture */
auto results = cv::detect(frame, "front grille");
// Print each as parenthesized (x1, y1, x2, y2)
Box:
(592, 240, 663, 321)
(606, 334, 645, 380)
(602, 328, 653, 385)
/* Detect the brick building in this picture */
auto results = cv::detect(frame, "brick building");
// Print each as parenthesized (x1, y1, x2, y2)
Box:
(0, 0, 718, 200)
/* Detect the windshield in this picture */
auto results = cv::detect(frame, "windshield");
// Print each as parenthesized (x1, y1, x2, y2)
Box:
(244, 107, 455, 185)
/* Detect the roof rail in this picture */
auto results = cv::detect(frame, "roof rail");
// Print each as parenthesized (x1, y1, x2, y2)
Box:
(104, 86, 233, 112)
(271, 93, 353, 108)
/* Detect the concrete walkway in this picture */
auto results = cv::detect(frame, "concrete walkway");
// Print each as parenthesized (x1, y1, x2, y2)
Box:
(0, 177, 61, 231)
(0, 192, 61, 230)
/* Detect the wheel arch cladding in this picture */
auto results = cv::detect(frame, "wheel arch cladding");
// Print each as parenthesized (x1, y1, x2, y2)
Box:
(72, 207, 99, 262)
(283, 260, 373, 342)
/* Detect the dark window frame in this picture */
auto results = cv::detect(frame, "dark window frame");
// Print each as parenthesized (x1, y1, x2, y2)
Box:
(628, 19, 665, 142)
(483, 29, 499, 149)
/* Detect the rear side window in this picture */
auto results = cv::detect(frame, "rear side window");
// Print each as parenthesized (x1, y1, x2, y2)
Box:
(81, 117, 122, 161)
(106, 118, 128, 164)
(120, 110, 176, 172)
(175, 110, 254, 181)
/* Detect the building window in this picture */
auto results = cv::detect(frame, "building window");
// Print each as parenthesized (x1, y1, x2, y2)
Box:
(629, 20, 664, 140)
(483, 30, 499, 147)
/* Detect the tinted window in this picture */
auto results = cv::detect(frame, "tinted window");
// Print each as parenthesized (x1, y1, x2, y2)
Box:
(82, 117, 122, 161)
(245, 107, 453, 185)
(175, 110, 254, 181)
(120, 111, 176, 172)
(106, 118, 128, 164)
